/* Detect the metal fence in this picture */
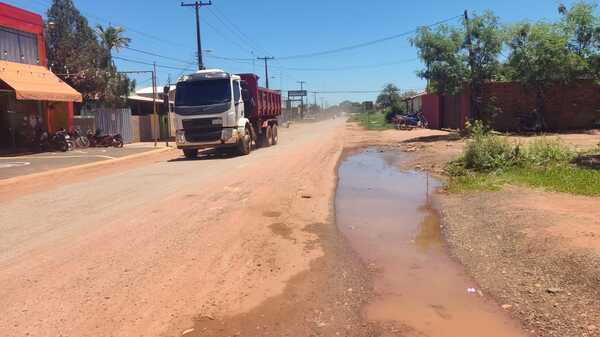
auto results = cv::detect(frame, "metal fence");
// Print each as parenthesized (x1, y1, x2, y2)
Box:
(94, 108, 134, 144)
(73, 116, 95, 133)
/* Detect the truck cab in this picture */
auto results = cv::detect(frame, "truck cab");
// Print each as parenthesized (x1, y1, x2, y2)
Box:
(174, 69, 250, 158)
(174, 69, 281, 159)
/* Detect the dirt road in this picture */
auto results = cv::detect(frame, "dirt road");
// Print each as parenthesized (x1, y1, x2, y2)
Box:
(0, 119, 374, 337)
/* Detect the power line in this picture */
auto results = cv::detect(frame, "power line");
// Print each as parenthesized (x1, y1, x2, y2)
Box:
(278, 59, 419, 72)
(122, 45, 253, 66)
(207, 6, 271, 56)
(122, 47, 193, 65)
(202, 18, 254, 55)
(181, 1, 213, 70)
(205, 7, 258, 53)
(257, 56, 275, 88)
(113, 56, 195, 72)
(276, 14, 463, 60)
(34, 0, 189, 49)
(309, 90, 382, 94)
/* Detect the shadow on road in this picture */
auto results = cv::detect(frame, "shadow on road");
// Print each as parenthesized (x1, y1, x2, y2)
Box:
(168, 149, 240, 162)
(401, 133, 463, 143)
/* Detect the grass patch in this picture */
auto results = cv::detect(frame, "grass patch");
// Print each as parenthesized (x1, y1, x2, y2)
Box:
(446, 172, 505, 193)
(350, 112, 394, 130)
(447, 165, 600, 196)
(505, 165, 600, 196)
(446, 123, 600, 196)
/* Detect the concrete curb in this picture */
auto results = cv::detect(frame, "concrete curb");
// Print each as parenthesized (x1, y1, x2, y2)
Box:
(0, 147, 174, 187)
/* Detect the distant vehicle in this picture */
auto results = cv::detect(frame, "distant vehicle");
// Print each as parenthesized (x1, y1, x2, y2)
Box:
(393, 112, 429, 130)
(174, 69, 281, 158)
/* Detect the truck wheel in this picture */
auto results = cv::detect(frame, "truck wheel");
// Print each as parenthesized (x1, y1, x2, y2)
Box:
(263, 126, 273, 147)
(271, 124, 278, 146)
(183, 149, 198, 159)
(237, 127, 252, 155)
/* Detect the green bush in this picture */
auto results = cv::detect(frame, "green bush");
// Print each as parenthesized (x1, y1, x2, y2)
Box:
(462, 119, 491, 138)
(525, 138, 575, 166)
(384, 102, 405, 123)
(384, 109, 396, 123)
(463, 133, 515, 172)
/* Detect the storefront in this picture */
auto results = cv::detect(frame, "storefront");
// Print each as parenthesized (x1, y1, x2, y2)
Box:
(0, 2, 82, 150)
(0, 60, 82, 149)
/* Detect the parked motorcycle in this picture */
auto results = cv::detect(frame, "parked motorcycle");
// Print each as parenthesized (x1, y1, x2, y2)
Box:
(40, 128, 74, 152)
(393, 112, 429, 129)
(87, 129, 124, 148)
(69, 127, 90, 148)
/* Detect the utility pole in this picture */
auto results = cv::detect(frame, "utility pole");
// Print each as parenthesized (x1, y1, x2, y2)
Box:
(464, 9, 477, 120)
(152, 62, 158, 147)
(181, 1, 212, 71)
(165, 74, 172, 147)
(297, 81, 306, 120)
(257, 56, 274, 88)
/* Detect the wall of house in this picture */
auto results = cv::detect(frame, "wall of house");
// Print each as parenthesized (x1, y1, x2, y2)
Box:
(421, 81, 600, 131)
(421, 94, 441, 129)
(0, 3, 76, 134)
(0, 2, 47, 66)
(481, 81, 600, 131)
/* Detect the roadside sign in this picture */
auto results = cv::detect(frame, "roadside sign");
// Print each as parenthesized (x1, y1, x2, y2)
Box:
(288, 90, 307, 97)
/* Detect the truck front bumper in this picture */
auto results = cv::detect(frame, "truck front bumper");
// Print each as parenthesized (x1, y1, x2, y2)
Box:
(176, 127, 239, 149)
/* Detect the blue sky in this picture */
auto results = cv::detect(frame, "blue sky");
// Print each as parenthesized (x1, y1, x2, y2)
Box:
(8, 0, 593, 105)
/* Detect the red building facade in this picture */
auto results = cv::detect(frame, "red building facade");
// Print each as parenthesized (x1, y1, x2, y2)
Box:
(0, 2, 81, 150)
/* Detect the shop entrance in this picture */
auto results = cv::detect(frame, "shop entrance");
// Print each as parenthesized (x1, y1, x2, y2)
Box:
(0, 92, 45, 151)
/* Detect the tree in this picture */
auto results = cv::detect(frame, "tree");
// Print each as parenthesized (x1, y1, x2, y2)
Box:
(465, 12, 504, 120)
(558, 1, 600, 80)
(411, 24, 468, 95)
(45, 0, 132, 106)
(46, 0, 107, 101)
(376, 83, 401, 109)
(96, 25, 131, 56)
(95, 24, 132, 106)
(504, 21, 576, 128)
(412, 12, 503, 121)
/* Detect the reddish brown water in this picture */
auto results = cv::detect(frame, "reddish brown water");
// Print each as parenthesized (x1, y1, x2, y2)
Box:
(336, 148, 527, 337)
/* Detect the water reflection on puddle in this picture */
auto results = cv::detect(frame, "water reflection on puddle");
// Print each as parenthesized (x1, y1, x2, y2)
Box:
(336, 148, 525, 337)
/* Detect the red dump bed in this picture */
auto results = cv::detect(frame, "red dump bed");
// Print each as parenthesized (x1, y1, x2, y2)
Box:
(238, 73, 281, 121)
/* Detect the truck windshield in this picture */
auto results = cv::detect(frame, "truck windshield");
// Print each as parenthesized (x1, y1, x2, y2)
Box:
(175, 79, 231, 106)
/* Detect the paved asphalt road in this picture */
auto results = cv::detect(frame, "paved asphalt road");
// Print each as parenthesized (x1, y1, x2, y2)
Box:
(0, 146, 161, 180)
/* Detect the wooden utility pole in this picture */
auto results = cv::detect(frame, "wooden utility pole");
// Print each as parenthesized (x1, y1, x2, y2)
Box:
(257, 56, 274, 88)
(464, 9, 477, 121)
(181, 1, 212, 71)
(152, 62, 158, 147)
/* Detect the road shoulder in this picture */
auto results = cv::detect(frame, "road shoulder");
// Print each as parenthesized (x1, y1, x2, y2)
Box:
(0, 147, 177, 202)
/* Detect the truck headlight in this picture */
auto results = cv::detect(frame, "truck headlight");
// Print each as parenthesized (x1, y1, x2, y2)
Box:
(176, 130, 186, 144)
(212, 118, 223, 125)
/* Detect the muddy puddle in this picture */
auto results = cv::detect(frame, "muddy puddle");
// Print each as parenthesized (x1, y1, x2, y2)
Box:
(336, 148, 526, 337)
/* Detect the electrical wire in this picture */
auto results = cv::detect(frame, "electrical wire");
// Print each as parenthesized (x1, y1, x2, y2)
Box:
(276, 14, 463, 60)
(202, 16, 254, 56)
(122, 47, 193, 65)
(32, 0, 189, 48)
(278, 59, 419, 72)
(207, 6, 271, 57)
(112, 56, 195, 72)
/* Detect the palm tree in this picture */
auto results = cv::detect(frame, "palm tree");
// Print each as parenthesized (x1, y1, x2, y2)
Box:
(96, 24, 131, 55)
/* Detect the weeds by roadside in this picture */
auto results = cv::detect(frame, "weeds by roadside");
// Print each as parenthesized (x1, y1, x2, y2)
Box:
(446, 122, 600, 196)
(350, 112, 394, 130)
